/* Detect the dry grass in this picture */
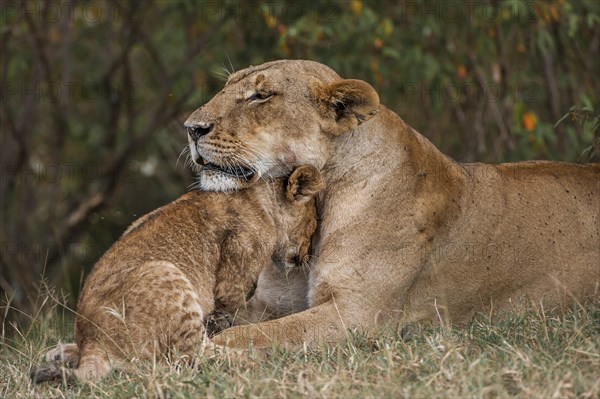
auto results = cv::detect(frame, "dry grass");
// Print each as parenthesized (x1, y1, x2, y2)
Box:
(1, 296, 599, 399)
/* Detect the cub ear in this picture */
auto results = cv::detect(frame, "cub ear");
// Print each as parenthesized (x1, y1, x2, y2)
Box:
(313, 79, 380, 136)
(286, 165, 324, 205)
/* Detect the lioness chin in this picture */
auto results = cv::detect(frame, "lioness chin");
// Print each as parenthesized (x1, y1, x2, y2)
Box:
(31, 165, 323, 383)
(183, 59, 599, 349)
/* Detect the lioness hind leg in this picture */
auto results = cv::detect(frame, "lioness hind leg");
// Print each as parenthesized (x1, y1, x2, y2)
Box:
(44, 342, 80, 367)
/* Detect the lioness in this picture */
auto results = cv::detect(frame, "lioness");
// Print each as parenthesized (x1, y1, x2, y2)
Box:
(31, 165, 323, 383)
(183, 59, 600, 348)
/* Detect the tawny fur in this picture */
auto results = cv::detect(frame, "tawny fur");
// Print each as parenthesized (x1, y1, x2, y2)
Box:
(32, 166, 323, 383)
(182, 60, 600, 349)
(234, 259, 311, 325)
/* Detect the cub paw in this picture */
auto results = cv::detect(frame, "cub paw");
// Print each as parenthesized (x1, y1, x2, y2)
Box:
(30, 363, 73, 384)
(44, 343, 80, 367)
(204, 309, 233, 338)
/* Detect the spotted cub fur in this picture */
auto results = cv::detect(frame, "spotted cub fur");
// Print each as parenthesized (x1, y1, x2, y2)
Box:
(31, 165, 323, 383)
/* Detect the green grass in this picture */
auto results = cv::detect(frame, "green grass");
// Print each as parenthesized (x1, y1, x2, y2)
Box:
(1, 299, 599, 398)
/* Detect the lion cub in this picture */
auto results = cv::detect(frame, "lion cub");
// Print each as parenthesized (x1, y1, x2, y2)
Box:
(32, 165, 323, 383)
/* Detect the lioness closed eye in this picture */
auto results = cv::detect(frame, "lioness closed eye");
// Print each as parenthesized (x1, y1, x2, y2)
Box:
(31, 165, 323, 383)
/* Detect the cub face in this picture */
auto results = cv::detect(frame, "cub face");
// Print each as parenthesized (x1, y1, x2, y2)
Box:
(184, 60, 379, 192)
(209, 165, 324, 335)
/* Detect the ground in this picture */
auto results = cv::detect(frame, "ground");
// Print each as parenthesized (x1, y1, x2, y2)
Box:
(1, 299, 598, 398)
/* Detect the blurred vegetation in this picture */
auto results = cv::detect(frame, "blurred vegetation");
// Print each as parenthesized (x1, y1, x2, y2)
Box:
(1, 0, 599, 320)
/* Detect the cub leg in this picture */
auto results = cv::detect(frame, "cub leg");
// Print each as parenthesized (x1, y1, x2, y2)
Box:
(44, 342, 80, 367)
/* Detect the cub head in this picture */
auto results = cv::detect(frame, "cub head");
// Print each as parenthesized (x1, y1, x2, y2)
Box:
(275, 165, 324, 272)
(184, 60, 379, 191)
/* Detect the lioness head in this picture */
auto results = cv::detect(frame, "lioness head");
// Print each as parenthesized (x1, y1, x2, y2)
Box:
(185, 60, 379, 191)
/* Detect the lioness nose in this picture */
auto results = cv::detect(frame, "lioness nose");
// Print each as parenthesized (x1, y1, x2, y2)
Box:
(185, 121, 213, 141)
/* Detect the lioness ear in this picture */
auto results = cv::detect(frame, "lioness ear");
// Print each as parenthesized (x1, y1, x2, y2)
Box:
(313, 79, 380, 136)
(286, 165, 324, 205)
